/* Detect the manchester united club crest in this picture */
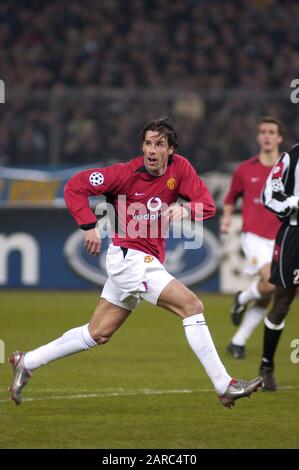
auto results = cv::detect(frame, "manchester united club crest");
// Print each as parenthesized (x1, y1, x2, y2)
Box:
(166, 178, 176, 190)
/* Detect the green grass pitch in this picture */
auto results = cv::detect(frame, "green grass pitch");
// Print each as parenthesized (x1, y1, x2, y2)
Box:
(0, 291, 298, 449)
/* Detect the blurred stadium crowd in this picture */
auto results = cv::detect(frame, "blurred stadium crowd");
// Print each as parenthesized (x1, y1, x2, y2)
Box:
(0, 0, 299, 171)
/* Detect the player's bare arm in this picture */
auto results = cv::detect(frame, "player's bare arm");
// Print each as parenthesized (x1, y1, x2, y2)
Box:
(220, 204, 234, 234)
(84, 228, 101, 256)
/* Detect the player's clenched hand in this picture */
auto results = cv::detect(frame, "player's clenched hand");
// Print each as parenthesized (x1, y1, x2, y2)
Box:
(163, 204, 189, 222)
(220, 216, 231, 234)
(84, 228, 101, 256)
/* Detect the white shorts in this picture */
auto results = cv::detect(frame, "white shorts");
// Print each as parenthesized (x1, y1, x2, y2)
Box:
(241, 232, 275, 276)
(101, 244, 174, 311)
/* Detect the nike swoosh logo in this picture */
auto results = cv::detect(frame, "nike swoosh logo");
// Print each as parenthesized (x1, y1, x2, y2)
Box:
(251, 177, 259, 182)
(234, 388, 245, 395)
(134, 192, 145, 196)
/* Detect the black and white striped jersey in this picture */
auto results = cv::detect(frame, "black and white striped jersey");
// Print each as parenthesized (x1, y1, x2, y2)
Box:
(262, 144, 299, 226)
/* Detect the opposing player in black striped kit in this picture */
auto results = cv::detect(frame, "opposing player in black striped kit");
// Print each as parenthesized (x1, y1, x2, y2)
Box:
(259, 143, 299, 390)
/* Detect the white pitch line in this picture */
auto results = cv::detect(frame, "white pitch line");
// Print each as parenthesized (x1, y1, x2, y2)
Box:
(0, 388, 209, 403)
(1, 384, 299, 403)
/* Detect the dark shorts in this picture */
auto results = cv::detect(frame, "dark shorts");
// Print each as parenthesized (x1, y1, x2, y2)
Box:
(270, 224, 299, 287)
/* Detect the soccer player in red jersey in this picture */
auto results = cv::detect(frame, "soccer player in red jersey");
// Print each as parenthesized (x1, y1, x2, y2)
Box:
(220, 117, 283, 359)
(9, 117, 262, 407)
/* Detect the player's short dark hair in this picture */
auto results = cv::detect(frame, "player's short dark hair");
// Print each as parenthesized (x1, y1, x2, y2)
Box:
(140, 116, 178, 149)
(258, 116, 284, 136)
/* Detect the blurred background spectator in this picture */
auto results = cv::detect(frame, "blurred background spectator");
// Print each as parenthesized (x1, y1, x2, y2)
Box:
(0, 0, 299, 171)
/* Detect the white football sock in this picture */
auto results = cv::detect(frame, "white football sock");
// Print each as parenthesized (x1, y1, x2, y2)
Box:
(23, 324, 97, 370)
(183, 313, 231, 395)
(239, 280, 262, 305)
(232, 306, 266, 346)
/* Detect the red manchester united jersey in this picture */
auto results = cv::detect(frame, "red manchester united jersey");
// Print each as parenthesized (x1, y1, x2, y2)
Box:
(64, 154, 216, 262)
(224, 155, 281, 239)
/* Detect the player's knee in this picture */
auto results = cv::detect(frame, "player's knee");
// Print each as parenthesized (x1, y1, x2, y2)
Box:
(259, 280, 275, 296)
(95, 335, 111, 345)
(181, 294, 203, 318)
(88, 326, 112, 345)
